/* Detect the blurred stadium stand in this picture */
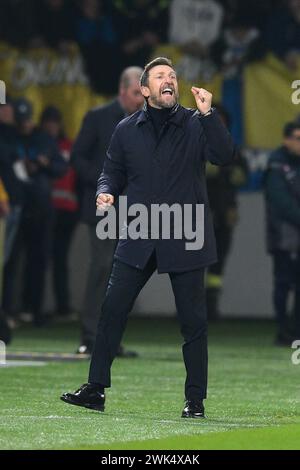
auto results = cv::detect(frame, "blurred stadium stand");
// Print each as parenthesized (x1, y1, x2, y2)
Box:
(1, 0, 300, 321)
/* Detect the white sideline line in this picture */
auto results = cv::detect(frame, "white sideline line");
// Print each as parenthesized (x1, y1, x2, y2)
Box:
(0, 361, 46, 367)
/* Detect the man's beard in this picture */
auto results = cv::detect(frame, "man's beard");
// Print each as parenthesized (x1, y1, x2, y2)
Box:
(149, 91, 178, 109)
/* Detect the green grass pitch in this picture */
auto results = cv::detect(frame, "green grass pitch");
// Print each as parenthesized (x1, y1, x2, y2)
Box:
(0, 318, 299, 450)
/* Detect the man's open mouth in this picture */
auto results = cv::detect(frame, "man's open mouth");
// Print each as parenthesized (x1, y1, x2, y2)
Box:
(161, 88, 174, 96)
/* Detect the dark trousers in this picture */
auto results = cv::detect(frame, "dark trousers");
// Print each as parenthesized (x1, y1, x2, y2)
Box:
(22, 212, 52, 319)
(81, 225, 117, 345)
(273, 250, 300, 335)
(2, 207, 52, 321)
(52, 209, 78, 314)
(209, 222, 233, 277)
(88, 251, 208, 401)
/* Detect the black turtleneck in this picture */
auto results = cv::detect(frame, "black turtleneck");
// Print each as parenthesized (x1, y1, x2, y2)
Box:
(147, 104, 173, 139)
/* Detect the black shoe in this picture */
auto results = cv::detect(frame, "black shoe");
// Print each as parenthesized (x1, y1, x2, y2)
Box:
(116, 344, 138, 358)
(60, 383, 105, 412)
(182, 400, 206, 419)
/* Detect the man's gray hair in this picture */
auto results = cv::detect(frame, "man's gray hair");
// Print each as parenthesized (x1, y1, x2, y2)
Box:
(140, 57, 174, 87)
(119, 67, 143, 89)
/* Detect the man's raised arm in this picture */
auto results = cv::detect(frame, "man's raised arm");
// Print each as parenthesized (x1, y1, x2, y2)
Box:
(192, 86, 236, 166)
(96, 125, 127, 210)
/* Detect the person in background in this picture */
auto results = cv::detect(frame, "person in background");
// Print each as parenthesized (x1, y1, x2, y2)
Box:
(265, 0, 300, 71)
(74, 0, 121, 94)
(169, 0, 224, 81)
(0, 99, 24, 322)
(0, 182, 9, 256)
(113, 0, 169, 69)
(12, 98, 67, 326)
(212, 12, 262, 78)
(40, 106, 79, 319)
(0, 178, 11, 345)
(206, 104, 248, 320)
(71, 66, 144, 356)
(0, 98, 15, 341)
(219, 0, 275, 32)
(35, 0, 75, 50)
(0, 0, 38, 48)
(264, 121, 300, 346)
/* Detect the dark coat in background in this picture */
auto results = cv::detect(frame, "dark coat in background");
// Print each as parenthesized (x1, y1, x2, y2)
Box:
(71, 99, 125, 225)
(97, 105, 235, 273)
(265, 146, 300, 253)
(0, 122, 24, 206)
(16, 128, 67, 217)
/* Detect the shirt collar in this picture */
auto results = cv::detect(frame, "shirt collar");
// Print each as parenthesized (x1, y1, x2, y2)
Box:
(136, 102, 185, 127)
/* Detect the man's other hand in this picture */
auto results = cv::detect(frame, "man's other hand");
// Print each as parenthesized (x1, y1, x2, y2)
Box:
(96, 193, 114, 210)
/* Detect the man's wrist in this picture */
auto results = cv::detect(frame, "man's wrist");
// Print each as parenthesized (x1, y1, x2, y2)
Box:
(199, 108, 213, 117)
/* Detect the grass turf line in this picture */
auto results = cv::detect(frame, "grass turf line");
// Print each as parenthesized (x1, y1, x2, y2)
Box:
(0, 318, 299, 450)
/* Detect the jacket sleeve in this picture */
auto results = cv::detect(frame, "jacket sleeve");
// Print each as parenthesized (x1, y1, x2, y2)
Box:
(37, 134, 67, 178)
(265, 168, 300, 227)
(71, 111, 101, 187)
(47, 140, 68, 178)
(96, 125, 127, 199)
(200, 110, 236, 165)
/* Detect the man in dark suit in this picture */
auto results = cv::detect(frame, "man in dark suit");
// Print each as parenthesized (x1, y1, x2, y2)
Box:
(62, 57, 235, 418)
(264, 121, 300, 346)
(71, 66, 144, 356)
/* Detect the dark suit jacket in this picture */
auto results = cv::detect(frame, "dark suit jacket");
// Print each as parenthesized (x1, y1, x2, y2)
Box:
(265, 146, 300, 253)
(97, 104, 235, 273)
(71, 99, 125, 224)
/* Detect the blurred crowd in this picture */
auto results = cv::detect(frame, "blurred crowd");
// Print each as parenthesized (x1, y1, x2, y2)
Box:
(0, 97, 78, 328)
(0, 0, 300, 93)
(0, 0, 299, 348)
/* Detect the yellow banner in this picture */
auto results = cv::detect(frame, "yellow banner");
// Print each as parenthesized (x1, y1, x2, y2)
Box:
(0, 42, 108, 139)
(0, 41, 222, 140)
(244, 53, 300, 149)
(2, 41, 298, 150)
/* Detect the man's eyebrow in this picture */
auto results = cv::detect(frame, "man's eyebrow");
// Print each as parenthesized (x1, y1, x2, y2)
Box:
(154, 71, 176, 76)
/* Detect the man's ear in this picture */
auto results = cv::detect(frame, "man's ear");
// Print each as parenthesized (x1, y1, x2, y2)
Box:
(141, 86, 150, 99)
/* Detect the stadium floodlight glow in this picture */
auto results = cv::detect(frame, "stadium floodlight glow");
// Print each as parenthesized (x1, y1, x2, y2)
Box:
(0, 80, 6, 104)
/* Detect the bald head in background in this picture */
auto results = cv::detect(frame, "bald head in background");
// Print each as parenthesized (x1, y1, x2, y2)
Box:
(118, 66, 144, 115)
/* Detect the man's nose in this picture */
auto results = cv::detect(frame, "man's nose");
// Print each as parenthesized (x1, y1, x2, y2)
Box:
(164, 81, 174, 87)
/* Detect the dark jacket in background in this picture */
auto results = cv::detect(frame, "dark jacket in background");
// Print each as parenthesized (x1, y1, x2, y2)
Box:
(206, 153, 248, 226)
(97, 105, 235, 273)
(265, 147, 300, 253)
(265, 7, 300, 59)
(0, 122, 24, 205)
(71, 99, 125, 225)
(16, 128, 67, 217)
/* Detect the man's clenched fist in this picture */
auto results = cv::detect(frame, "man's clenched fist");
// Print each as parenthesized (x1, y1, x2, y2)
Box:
(191, 87, 212, 115)
(96, 193, 114, 210)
